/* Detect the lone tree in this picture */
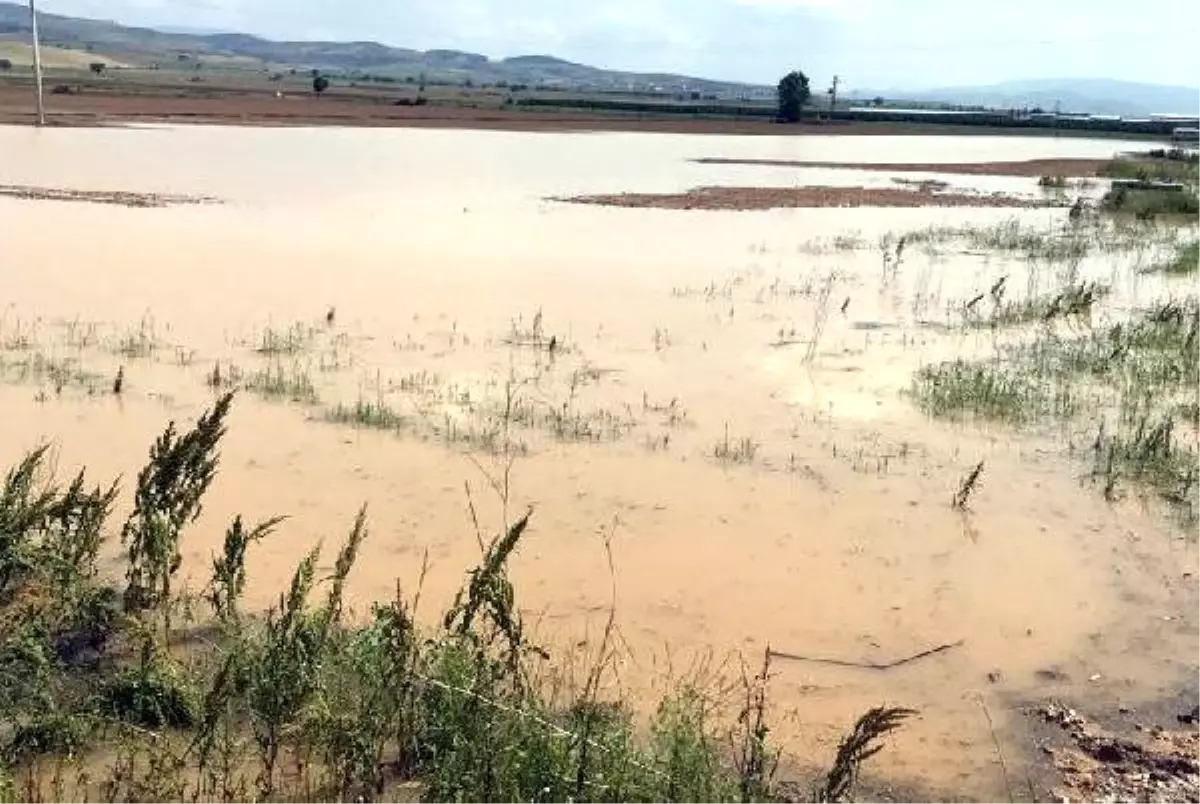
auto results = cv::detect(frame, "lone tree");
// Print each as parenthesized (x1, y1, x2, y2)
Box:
(89, 62, 106, 75)
(777, 70, 810, 123)
(313, 74, 330, 94)
(0, 58, 12, 71)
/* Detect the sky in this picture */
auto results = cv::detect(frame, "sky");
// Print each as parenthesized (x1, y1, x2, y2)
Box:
(33, 0, 1200, 90)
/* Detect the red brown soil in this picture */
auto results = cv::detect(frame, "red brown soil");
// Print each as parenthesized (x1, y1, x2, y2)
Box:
(1036, 702, 1199, 803)
(695, 157, 1110, 177)
(0, 83, 1147, 139)
(557, 185, 1067, 211)
(0, 183, 218, 207)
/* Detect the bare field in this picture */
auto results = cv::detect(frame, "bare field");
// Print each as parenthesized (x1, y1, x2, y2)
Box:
(1, 124, 1196, 799)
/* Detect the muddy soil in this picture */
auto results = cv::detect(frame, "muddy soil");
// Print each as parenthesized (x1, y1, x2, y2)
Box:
(0, 183, 218, 207)
(559, 185, 1069, 210)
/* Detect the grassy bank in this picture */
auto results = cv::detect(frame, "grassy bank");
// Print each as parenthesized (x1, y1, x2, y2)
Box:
(0, 393, 910, 802)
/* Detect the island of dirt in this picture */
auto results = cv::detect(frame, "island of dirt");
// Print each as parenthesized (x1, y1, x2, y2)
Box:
(0, 183, 219, 207)
(557, 185, 1071, 211)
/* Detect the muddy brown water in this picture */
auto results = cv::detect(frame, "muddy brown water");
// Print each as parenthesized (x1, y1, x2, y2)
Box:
(1, 125, 1195, 799)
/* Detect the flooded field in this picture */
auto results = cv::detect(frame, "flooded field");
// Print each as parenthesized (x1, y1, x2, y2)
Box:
(1, 125, 1196, 799)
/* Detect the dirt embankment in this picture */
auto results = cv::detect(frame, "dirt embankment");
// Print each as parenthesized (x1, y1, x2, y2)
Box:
(694, 157, 1111, 177)
(557, 185, 1069, 211)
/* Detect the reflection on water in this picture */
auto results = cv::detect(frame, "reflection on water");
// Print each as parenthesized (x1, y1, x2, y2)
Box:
(0, 124, 1194, 799)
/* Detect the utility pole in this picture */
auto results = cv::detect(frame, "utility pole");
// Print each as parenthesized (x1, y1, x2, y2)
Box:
(828, 74, 840, 115)
(28, 0, 45, 126)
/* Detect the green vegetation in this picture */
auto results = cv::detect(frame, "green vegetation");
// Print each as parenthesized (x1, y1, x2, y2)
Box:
(1099, 154, 1199, 184)
(1101, 185, 1200, 218)
(914, 297, 1199, 524)
(0, 394, 908, 801)
(902, 218, 1090, 262)
(913, 360, 1076, 424)
(969, 281, 1111, 328)
(1144, 240, 1200, 276)
(776, 71, 811, 123)
(1037, 174, 1067, 188)
(243, 360, 319, 404)
(325, 395, 407, 431)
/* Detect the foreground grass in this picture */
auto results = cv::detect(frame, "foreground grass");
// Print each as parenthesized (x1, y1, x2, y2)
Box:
(0, 393, 909, 802)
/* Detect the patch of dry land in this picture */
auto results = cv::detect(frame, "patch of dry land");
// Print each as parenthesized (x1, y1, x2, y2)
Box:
(0, 182, 218, 207)
(558, 184, 1067, 210)
(0, 124, 1196, 801)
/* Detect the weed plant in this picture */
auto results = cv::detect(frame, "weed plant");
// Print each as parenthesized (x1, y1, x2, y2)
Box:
(0, 393, 909, 801)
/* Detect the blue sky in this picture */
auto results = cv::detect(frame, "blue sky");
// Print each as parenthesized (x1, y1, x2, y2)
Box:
(35, 0, 1200, 90)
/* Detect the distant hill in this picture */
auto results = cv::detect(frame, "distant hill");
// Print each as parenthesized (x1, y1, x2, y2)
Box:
(0, 1, 763, 96)
(852, 79, 1200, 117)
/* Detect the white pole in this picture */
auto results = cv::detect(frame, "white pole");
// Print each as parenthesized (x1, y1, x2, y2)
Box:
(28, 0, 45, 126)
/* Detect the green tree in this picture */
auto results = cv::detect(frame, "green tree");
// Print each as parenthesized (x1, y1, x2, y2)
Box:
(313, 74, 330, 94)
(777, 70, 810, 123)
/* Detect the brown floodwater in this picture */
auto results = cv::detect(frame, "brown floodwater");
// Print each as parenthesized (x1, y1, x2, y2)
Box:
(0, 124, 1195, 799)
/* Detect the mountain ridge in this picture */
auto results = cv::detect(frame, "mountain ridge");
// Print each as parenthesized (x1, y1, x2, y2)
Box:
(0, 2, 762, 94)
(1, 1, 1195, 114)
(851, 78, 1200, 117)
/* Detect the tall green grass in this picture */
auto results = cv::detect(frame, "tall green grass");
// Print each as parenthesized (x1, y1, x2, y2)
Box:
(0, 393, 911, 802)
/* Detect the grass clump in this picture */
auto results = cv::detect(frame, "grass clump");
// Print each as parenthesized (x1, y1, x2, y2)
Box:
(113, 317, 161, 360)
(255, 322, 314, 356)
(974, 281, 1111, 328)
(0, 394, 914, 801)
(243, 360, 319, 404)
(912, 360, 1074, 424)
(1092, 402, 1199, 526)
(1143, 239, 1199, 276)
(1101, 185, 1199, 218)
(713, 423, 759, 464)
(325, 396, 407, 431)
(905, 218, 1090, 262)
(1099, 155, 1199, 184)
